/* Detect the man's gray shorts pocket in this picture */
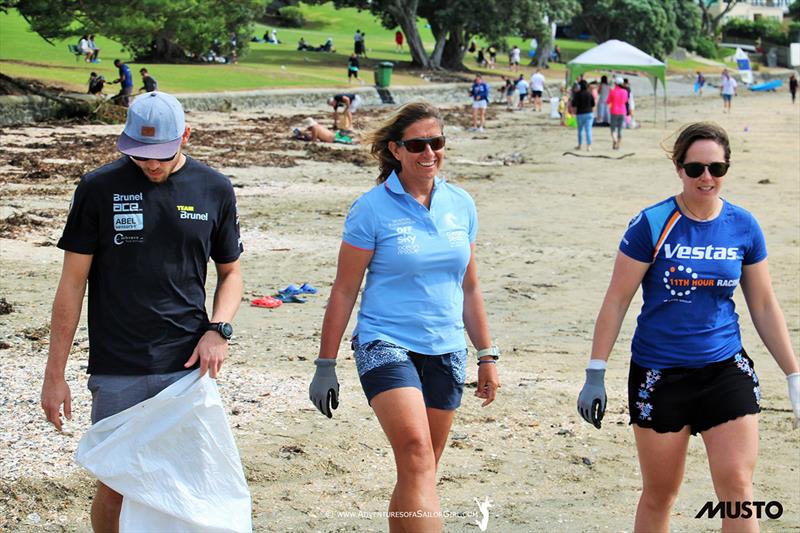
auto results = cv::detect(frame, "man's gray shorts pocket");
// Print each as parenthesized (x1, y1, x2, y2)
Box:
(88, 370, 192, 424)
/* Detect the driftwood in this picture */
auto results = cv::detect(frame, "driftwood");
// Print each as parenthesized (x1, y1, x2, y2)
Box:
(0, 73, 127, 123)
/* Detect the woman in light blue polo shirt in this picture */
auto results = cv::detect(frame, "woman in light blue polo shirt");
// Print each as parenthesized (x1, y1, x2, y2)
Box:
(310, 102, 500, 532)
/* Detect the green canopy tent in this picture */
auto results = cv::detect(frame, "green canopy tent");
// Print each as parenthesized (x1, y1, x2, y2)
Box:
(567, 39, 667, 124)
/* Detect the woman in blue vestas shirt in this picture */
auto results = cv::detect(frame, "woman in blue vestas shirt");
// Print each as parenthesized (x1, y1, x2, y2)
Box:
(310, 102, 500, 532)
(577, 122, 799, 532)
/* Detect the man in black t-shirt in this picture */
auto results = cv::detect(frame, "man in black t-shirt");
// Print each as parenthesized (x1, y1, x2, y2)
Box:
(138, 67, 158, 93)
(327, 93, 360, 130)
(41, 91, 244, 529)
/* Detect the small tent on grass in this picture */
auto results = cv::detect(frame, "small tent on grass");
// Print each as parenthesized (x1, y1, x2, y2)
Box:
(567, 39, 667, 124)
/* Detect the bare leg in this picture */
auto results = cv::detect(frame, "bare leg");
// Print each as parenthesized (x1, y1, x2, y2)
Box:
(426, 407, 457, 469)
(701, 415, 759, 533)
(372, 387, 442, 533)
(91, 481, 122, 533)
(632, 425, 691, 533)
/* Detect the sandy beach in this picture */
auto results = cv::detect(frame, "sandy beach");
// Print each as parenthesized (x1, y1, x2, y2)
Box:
(1, 85, 798, 532)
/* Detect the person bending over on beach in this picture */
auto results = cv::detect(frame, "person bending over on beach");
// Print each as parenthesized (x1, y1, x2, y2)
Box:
(41, 92, 244, 531)
(328, 93, 361, 130)
(577, 122, 800, 533)
(310, 102, 500, 533)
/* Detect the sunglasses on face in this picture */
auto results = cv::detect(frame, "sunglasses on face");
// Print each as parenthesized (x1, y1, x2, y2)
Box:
(395, 136, 446, 153)
(680, 161, 729, 178)
(129, 152, 177, 163)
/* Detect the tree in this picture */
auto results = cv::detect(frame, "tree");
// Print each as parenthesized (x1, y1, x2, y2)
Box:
(674, 0, 703, 50)
(697, 0, 741, 36)
(311, 0, 433, 67)
(577, 0, 679, 60)
(10, 0, 263, 61)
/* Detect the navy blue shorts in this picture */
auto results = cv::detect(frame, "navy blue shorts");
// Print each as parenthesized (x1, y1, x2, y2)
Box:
(353, 338, 466, 410)
(628, 350, 760, 435)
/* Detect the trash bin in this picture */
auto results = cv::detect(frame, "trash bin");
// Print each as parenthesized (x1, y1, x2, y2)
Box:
(374, 61, 394, 88)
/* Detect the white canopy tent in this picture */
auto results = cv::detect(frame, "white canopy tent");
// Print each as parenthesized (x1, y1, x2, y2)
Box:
(567, 40, 668, 124)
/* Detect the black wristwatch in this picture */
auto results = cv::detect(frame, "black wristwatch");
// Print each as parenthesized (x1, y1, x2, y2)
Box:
(208, 322, 233, 340)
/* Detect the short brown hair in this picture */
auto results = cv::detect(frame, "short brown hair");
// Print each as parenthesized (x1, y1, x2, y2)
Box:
(669, 122, 731, 166)
(364, 102, 444, 183)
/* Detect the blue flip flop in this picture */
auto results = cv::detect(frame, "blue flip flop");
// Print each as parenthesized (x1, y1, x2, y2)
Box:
(278, 284, 303, 296)
(298, 283, 318, 295)
(274, 292, 307, 303)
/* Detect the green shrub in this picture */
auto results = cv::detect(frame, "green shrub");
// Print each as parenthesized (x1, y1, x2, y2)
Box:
(693, 36, 718, 59)
(278, 6, 305, 28)
(722, 17, 787, 44)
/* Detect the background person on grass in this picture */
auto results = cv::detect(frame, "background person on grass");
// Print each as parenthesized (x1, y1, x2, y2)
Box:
(41, 91, 244, 531)
(577, 122, 800, 533)
(310, 102, 500, 533)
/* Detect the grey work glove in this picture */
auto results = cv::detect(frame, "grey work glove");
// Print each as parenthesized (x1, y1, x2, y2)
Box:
(309, 358, 339, 418)
(577, 368, 607, 429)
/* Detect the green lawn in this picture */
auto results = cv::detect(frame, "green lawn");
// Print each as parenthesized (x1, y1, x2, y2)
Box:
(0, 3, 712, 93)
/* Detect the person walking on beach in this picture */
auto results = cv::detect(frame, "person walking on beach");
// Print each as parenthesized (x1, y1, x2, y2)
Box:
(468, 74, 490, 132)
(595, 75, 610, 125)
(347, 53, 364, 85)
(41, 91, 244, 531)
(530, 68, 546, 112)
(310, 101, 500, 533)
(720, 69, 737, 113)
(789, 74, 797, 104)
(569, 80, 595, 151)
(694, 71, 705, 96)
(607, 77, 629, 150)
(515, 74, 529, 109)
(577, 122, 800, 533)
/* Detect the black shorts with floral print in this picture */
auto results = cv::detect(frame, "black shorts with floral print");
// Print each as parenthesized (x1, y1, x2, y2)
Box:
(628, 350, 761, 435)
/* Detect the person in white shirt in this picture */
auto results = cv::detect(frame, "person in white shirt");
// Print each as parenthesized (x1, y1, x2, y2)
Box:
(720, 69, 738, 113)
(530, 69, 546, 112)
(78, 35, 94, 63)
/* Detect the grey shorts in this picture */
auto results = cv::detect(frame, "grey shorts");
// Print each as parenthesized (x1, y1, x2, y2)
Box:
(610, 114, 625, 136)
(87, 370, 192, 423)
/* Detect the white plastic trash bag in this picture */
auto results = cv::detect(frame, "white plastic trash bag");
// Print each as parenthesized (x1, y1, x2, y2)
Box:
(75, 370, 252, 532)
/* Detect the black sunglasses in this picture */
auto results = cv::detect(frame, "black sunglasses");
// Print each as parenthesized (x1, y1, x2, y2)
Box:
(680, 162, 729, 178)
(395, 136, 446, 153)
(129, 152, 177, 163)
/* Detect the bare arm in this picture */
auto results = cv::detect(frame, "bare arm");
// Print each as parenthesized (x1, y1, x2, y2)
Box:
(318, 243, 372, 359)
(41, 251, 93, 431)
(462, 245, 499, 406)
(590, 251, 650, 363)
(184, 259, 243, 378)
(740, 260, 799, 376)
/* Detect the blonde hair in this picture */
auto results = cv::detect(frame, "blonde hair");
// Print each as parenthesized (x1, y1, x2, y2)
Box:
(364, 101, 444, 183)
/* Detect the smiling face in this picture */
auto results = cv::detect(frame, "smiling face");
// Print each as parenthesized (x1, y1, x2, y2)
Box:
(388, 117, 444, 185)
(676, 139, 727, 203)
